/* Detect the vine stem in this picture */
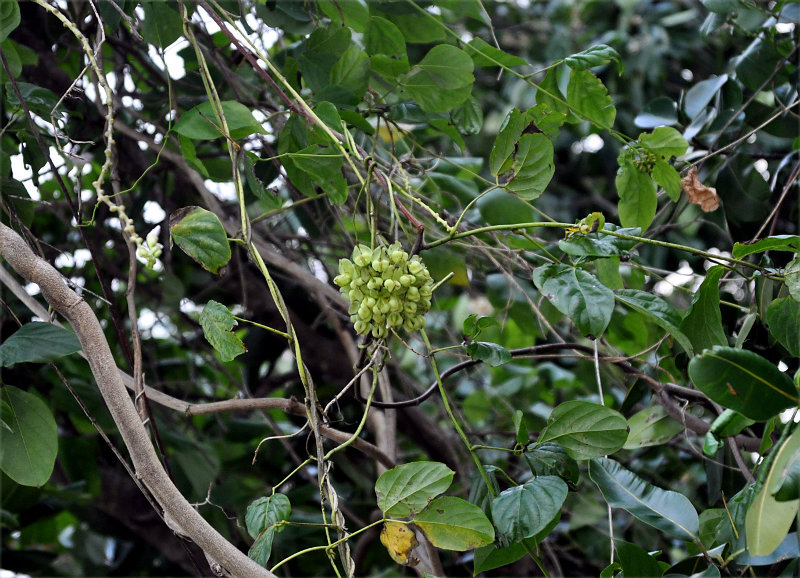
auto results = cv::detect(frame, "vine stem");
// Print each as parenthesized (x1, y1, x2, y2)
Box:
(594, 340, 615, 565)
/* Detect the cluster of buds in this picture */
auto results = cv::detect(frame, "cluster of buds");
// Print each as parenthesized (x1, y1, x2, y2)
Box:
(135, 226, 163, 270)
(334, 243, 434, 339)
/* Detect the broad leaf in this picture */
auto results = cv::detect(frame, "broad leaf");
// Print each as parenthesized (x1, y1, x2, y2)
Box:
(414, 496, 494, 550)
(466, 38, 527, 67)
(140, 1, 184, 48)
(614, 289, 693, 354)
(375, 461, 454, 517)
(0, 386, 57, 486)
(169, 206, 231, 274)
(246, 493, 291, 566)
(680, 265, 728, 353)
(291, 145, 348, 205)
(732, 235, 800, 259)
(773, 454, 800, 502)
(318, 0, 369, 32)
(684, 74, 728, 119)
(506, 133, 555, 200)
(0, 0, 21, 43)
(490, 476, 567, 542)
(199, 301, 246, 362)
(565, 44, 621, 73)
(174, 101, 265, 141)
(328, 44, 370, 105)
(0, 322, 82, 367)
(538, 401, 628, 460)
(745, 426, 800, 556)
(566, 69, 616, 128)
(786, 256, 800, 303)
(589, 458, 699, 541)
(402, 45, 474, 113)
(489, 108, 526, 176)
(766, 297, 800, 357)
(639, 126, 689, 160)
(616, 161, 657, 230)
(558, 226, 640, 258)
(688, 346, 797, 421)
(524, 442, 580, 484)
(615, 540, 665, 577)
(533, 265, 614, 338)
(709, 408, 755, 438)
(473, 537, 538, 574)
(652, 159, 683, 201)
(465, 341, 512, 367)
(624, 405, 684, 450)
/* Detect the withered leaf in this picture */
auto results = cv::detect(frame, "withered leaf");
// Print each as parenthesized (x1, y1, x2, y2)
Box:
(682, 167, 719, 212)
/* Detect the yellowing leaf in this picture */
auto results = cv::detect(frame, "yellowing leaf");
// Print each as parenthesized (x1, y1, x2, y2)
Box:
(380, 520, 419, 566)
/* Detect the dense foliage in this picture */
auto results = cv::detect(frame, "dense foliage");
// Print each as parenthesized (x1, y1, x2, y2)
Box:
(1, 0, 799, 576)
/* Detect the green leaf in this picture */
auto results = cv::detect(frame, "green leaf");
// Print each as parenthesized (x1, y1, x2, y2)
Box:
(199, 300, 246, 362)
(450, 97, 484, 135)
(634, 96, 678, 128)
(565, 44, 621, 73)
(328, 44, 370, 105)
(472, 537, 538, 575)
(732, 235, 800, 259)
(624, 405, 684, 449)
(639, 127, 689, 160)
(402, 45, 475, 113)
(513, 410, 528, 446)
(558, 225, 640, 258)
(465, 341, 512, 367)
(0, 386, 57, 486)
(684, 74, 728, 119)
(680, 265, 728, 353)
(318, 0, 369, 32)
(174, 101, 265, 141)
(489, 109, 526, 176)
(745, 426, 800, 555)
(506, 133, 555, 201)
(786, 256, 800, 303)
(4, 82, 59, 118)
(589, 457, 699, 541)
(169, 206, 231, 274)
(614, 540, 665, 578)
(414, 496, 494, 550)
(767, 297, 800, 357)
(291, 145, 348, 205)
(524, 442, 580, 484)
(466, 38, 527, 67)
(566, 69, 616, 128)
(0, 322, 82, 367)
(533, 265, 614, 338)
(365, 17, 409, 77)
(616, 161, 657, 230)
(710, 409, 755, 437)
(652, 160, 683, 201)
(688, 346, 798, 421)
(490, 477, 567, 542)
(140, 1, 184, 48)
(614, 289, 693, 354)
(375, 461, 454, 517)
(0, 0, 21, 43)
(536, 67, 568, 117)
(772, 453, 800, 502)
(246, 493, 291, 566)
(538, 401, 628, 460)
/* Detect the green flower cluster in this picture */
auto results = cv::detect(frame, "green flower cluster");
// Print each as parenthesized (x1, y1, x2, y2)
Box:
(334, 243, 434, 339)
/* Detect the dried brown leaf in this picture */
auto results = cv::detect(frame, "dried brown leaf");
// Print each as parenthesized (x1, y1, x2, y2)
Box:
(682, 167, 719, 212)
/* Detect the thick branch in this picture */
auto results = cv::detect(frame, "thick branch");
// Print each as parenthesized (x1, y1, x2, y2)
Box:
(0, 223, 274, 578)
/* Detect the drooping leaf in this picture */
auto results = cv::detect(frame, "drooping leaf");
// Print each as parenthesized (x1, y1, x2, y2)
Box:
(524, 442, 580, 484)
(732, 235, 800, 259)
(615, 539, 665, 578)
(365, 16, 409, 77)
(772, 454, 800, 502)
(616, 161, 658, 230)
(614, 289, 693, 354)
(0, 0, 21, 43)
(199, 300, 246, 362)
(140, 1, 184, 48)
(169, 206, 231, 274)
(466, 37, 527, 67)
(0, 322, 82, 367)
(489, 108, 526, 176)
(558, 226, 640, 258)
(414, 496, 494, 550)
(490, 476, 567, 542)
(745, 426, 800, 556)
(680, 265, 728, 353)
(375, 461, 454, 517)
(472, 537, 538, 574)
(318, 0, 369, 32)
(533, 265, 614, 338)
(538, 401, 628, 460)
(766, 297, 800, 357)
(566, 69, 616, 128)
(328, 44, 370, 105)
(589, 457, 699, 541)
(380, 520, 419, 566)
(246, 493, 291, 566)
(565, 44, 621, 73)
(624, 405, 684, 449)
(451, 97, 484, 135)
(688, 346, 797, 421)
(401, 45, 474, 113)
(174, 101, 265, 141)
(465, 341, 512, 367)
(684, 74, 728, 119)
(506, 133, 555, 200)
(291, 144, 348, 205)
(0, 386, 58, 487)
(652, 159, 683, 201)
(709, 408, 755, 438)
(462, 314, 499, 340)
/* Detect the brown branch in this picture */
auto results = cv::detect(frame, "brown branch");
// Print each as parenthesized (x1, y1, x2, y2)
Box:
(0, 223, 275, 578)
